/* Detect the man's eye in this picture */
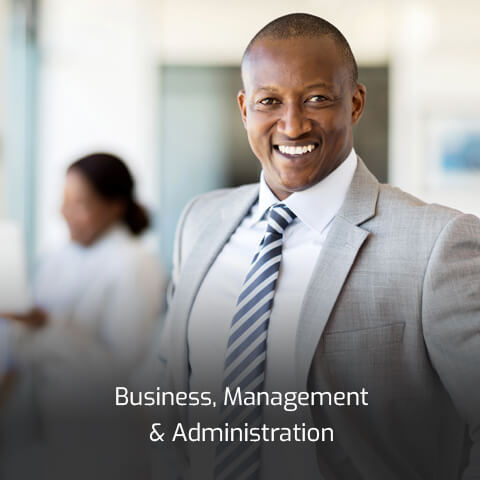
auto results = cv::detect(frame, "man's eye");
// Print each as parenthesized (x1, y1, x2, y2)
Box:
(307, 95, 328, 103)
(259, 98, 280, 105)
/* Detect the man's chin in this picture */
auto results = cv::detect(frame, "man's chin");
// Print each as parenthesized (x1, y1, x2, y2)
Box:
(277, 176, 320, 194)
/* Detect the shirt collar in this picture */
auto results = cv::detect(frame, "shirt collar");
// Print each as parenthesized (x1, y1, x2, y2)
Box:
(253, 148, 358, 234)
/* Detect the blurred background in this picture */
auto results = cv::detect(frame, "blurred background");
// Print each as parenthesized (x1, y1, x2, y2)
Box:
(0, 0, 480, 272)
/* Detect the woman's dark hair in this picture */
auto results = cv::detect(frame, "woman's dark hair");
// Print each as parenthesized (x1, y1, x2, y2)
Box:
(68, 152, 150, 236)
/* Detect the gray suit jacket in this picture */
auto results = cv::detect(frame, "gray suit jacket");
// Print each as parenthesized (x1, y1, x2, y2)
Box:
(161, 159, 480, 479)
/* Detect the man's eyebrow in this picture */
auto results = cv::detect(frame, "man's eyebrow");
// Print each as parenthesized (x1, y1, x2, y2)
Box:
(304, 82, 334, 90)
(253, 86, 281, 94)
(252, 82, 335, 94)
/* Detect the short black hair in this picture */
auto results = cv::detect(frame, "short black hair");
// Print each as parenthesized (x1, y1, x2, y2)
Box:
(242, 13, 358, 85)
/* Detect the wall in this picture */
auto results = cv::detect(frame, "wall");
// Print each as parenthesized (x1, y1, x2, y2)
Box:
(390, 0, 480, 216)
(154, 0, 391, 65)
(35, 0, 159, 254)
(0, 0, 7, 217)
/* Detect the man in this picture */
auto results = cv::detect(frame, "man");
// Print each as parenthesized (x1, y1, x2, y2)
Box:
(161, 13, 480, 480)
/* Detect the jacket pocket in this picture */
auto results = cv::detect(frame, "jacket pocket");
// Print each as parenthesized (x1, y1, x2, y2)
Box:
(320, 322, 405, 354)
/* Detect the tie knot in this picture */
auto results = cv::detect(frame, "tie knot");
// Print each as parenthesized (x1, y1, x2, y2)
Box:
(266, 203, 296, 235)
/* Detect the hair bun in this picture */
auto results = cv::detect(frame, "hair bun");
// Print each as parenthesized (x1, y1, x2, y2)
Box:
(125, 200, 150, 235)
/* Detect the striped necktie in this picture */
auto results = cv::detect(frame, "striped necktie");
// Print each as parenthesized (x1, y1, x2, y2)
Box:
(214, 203, 297, 480)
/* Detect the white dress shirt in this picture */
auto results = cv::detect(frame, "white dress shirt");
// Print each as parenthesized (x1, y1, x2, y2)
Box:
(187, 149, 357, 479)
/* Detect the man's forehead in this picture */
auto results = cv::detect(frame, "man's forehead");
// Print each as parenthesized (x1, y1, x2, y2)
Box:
(241, 35, 349, 90)
(244, 35, 338, 64)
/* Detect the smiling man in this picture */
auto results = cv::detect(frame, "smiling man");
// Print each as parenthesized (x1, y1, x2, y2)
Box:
(238, 29, 365, 199)
(161, 13, 480, 480)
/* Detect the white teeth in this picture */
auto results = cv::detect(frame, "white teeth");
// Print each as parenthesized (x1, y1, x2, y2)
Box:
(278, 144, 316, 155)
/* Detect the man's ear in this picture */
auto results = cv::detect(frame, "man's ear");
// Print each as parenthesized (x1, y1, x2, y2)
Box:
(351, 83, 367, 125)
(237, 90, 248, 129)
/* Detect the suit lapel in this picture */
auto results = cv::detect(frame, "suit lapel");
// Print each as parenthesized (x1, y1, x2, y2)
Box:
(170, 160, 379, 401)
(170, 185, 259, 399)
(295, 159, 379, 389)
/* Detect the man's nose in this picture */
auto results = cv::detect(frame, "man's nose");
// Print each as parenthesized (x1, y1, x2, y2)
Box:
(277, 103, 312, 138)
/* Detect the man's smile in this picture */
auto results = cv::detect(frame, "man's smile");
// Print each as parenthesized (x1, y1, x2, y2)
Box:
(273, 143, 319, 156)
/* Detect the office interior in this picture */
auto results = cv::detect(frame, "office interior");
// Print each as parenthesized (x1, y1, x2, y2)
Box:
(0, 1, 479, 478)
(0, 0, 479, 270)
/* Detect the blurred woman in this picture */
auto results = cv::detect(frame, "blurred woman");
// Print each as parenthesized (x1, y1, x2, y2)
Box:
(14, 152, 163, 389)
(1, 153, 165, 480)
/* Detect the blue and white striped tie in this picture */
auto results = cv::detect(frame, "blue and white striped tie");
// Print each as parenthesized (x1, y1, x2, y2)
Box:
(214, 203, 296, 480)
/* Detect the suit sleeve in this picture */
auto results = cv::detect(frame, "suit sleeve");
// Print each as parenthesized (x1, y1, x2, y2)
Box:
(421, 213, 480, 479)
(155, 197, 202, 480)
(166, 195, 201, 310)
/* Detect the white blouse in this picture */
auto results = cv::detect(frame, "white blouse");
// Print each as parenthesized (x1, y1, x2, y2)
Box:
(13, 224, 165, 414)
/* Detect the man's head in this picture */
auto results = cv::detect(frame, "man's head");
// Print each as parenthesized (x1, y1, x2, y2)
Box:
(238, 13, 366, 200)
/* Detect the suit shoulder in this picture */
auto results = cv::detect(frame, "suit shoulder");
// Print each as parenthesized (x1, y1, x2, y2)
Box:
(192, 183, 259, 203)
(377, 183, 463, 224)
(363, 183, 480, 271)
(183, 183, 259, 219)
(175, 183, 258, 251)
(367, 183, 480, 250)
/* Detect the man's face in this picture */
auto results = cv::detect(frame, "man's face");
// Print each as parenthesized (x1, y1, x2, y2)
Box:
(238, 36, 366, 200)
